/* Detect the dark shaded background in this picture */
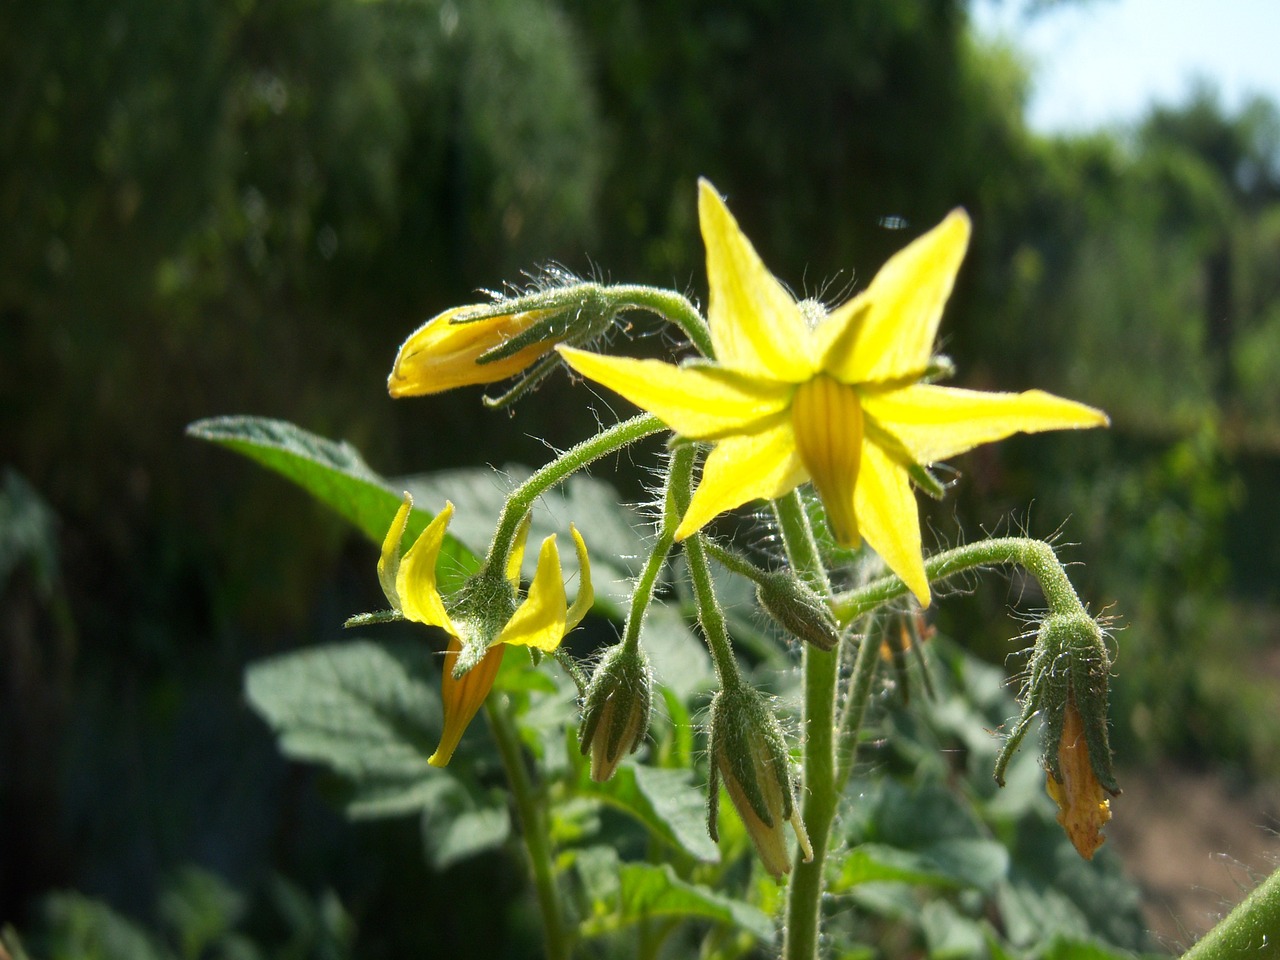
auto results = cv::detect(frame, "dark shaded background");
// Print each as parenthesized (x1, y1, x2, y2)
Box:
(5, 0, 1280, 953)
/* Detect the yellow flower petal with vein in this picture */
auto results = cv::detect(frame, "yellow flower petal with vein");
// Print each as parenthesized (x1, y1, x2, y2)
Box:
(791, 375, 863, 547)
(397, 501, 457, 632)
(699, 180, 814, 381)
(498, 535, 567, 651)
(840, 210, 970, 384)
(854, 444, 929, 605)
(863, 385, 1110, 464)
(675, 423, 808, 541)
(559, 347, 793, 439)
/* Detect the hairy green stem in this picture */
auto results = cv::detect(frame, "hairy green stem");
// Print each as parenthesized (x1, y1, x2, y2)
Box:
(487, 413, 665, 574)
(1182, 864, 1280, 959)
(832, 536, 1086, 625)
(670, 446, 741, 689)
(684, 532, 742, 689)
(834, 623, 884, 793)
(773, 492, 837, 960)
(487, 696, 571, 960)
(620, 445, 696, 654)
(611, 285, 714, 359)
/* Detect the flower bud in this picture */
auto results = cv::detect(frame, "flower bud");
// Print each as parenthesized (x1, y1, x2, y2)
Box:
(994, 610, 1120, 859)
(707, 686, 812, 878)
(388, 281, 620, 404)
(578, 644, 653, 782)
(755, 568, 840, 651)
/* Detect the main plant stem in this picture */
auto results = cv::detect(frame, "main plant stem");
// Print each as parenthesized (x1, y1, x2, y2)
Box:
(773, 491, 839, 960)
(488, 697, 571, 960)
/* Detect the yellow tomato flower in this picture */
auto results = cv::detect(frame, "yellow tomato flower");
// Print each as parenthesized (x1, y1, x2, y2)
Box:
(560, 180, 1109, 604)
(388, 305, 559, 397)
(379, 494, 593, 766)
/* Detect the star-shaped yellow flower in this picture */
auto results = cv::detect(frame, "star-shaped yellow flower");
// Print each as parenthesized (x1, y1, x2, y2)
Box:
(379, 494, 593, 766)
(560, 180, 1108, 604)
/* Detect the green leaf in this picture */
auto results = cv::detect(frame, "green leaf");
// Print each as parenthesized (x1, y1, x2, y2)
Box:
(41, 893, 171, 960)
(244, 638, 451, 818)
(419, 780, 512, 870)
(578, 862, 774, 942)
(829, 839, 1008, 893)
(158, 867, 247, 960)
(187, 416, 480, 592)
(575, 763, 719, 863)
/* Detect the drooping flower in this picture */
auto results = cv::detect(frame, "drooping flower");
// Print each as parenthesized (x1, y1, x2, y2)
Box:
(993, 609, 1120, 859)
(560, 180, 1109, 604)
(1046, 689, 1113, 860)
(379, 494, 593, 766)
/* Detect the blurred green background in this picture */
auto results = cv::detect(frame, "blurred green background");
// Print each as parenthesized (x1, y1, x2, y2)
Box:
(4, 0, 1280, 954)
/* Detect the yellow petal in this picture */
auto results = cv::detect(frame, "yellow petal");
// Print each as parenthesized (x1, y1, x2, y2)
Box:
(498, 535, 568, 651)
(854, 443, 930, 606)
(791, 376, 864, 548)
(506, 514, 532, 587)
(564, 524, 594, 631)
(863, 384, 1109, 464)
(428, 635, 506, 767)
(698, 180, 815, 380)
(675, 423, 808, 540)
(559, 347, 793, 439)
(397, 501, 458, 632)
(388, 305, 555, 397)
(838, 209, 971, 384)
(378, 492, 413, 610)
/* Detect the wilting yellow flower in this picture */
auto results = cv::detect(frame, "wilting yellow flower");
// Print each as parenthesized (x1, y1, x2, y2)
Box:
(379, 494, 593, 766)
(388, 305, 559, 397)
(1046, 690, 1113, 860)
(560, 180, 1108, 604)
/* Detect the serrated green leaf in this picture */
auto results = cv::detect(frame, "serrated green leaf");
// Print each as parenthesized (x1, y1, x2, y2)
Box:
(188, 416, 481, 593)
(244, 638, 451, 818)
(830, 839, 1007, 893)
(579, 863, 774, 942)
(575, 763, 719, 863)
(419, 781, 512, 870)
